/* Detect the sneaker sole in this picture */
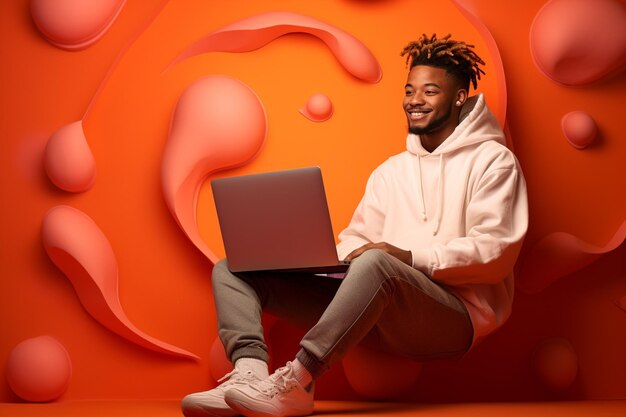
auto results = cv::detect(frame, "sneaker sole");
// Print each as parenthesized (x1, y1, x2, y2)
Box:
(225, 393, 313, 417)
(181, 403, 238, 417)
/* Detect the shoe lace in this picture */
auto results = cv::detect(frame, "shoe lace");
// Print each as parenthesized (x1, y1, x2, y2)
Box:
(251, 362, 297, 397)
(217, 368, 255, 390)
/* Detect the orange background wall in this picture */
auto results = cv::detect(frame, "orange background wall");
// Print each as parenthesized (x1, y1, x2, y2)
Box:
(1, 0, 624, 403)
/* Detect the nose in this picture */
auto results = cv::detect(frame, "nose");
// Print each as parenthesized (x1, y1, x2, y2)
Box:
(407, 92, 424, 106)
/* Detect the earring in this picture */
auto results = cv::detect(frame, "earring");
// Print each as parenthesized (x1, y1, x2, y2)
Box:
(456, 101, 462, 106)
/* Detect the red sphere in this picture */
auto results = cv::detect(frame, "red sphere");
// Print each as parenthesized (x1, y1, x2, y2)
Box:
(561, 111, 598, 149)
(7, 336, 72, 402)
(531, 337, 578, 392)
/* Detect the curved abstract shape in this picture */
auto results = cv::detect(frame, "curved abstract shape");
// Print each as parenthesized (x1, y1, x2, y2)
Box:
(6, 336, 72, 402)
(518, 220, 626, 294)
(44, 121, 96, 193)
(531, 337, 578, 392)
(299, 93, 333, 122)
(529, 0, 626, 85)
(161, 76, 267, 263)
(30, 0, 127, 51)
(38, 1, 167, 191)
(451, 0, 508, 129)
(169, 11, 382, 83)
(561, 111, 598, 149)
(81, 0, 169, 117)
(42, 205, 199, 360)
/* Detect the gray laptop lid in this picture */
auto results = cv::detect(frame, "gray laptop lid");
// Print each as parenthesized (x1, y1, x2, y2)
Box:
(211, 167, 347, 273)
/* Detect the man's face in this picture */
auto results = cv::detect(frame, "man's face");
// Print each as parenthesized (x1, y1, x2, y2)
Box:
(403, 65, 460, 138)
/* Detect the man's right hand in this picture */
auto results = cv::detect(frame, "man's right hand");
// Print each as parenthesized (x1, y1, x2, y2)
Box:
(345, 242, 412, 266)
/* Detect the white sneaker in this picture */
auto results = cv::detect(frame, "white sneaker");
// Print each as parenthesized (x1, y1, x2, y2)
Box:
(182, 368, 260, 417)
(224, 362, 314, 417)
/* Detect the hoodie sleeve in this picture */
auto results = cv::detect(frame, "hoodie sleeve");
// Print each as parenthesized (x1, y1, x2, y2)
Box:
(336, 168, 387, 260)
(411, 164, 528, 285)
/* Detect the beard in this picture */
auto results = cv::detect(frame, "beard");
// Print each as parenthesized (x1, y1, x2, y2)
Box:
(408, 106, 452, 135)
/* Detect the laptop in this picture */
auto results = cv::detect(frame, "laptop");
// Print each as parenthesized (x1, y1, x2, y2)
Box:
(211, 166, 351, 274)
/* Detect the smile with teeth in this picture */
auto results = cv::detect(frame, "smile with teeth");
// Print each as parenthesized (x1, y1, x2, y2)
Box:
(408, 110, 430, 121)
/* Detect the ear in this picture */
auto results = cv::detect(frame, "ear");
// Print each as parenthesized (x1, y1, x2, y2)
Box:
(455, 89, 468, 107)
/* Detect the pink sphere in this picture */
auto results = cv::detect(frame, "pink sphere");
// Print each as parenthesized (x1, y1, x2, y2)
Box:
(6, 336, 72, 402)
(529, 0, 626, 85)
(561, 111, 598, 149)
(300, 93, 333, 122)
(31, 0, 126, 50)
(44, 121, 96, 192)
(531, 337, 578, 392)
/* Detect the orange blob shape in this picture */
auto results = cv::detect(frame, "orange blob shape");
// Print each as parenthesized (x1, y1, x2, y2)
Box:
(518, 220, 626, 294)
(6, 336, 72, 402)
(561, 111, 598, 149)
(170, 11, 382, 83)
(42, 205, 198, 360)
(161, 76, 267, 263)
(299, 93, 334, 122)
(532, 337, 578, 392)
(343, 344, 422, 400)
(30, 0, 126, 50)
(530, 0, 626, 85)
(43, 121, 96, 193)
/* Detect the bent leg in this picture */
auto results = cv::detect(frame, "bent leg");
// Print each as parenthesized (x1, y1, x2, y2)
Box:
(297, 249, 473, 378)
(211, 259, 341, 364)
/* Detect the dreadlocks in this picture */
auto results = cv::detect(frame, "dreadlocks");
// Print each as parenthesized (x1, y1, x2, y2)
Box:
(400, 34, 486, 91)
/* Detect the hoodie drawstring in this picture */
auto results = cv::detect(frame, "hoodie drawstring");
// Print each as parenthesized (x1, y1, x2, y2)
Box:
(415, 154, 427, 221)
(433, 153, 444, 236)
(415, 152, 444, 236)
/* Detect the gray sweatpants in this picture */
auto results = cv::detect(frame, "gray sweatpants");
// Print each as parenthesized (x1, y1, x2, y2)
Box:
(212, 249, 473, 379)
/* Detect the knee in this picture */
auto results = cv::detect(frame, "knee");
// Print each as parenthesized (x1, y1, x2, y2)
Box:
(352, 248, 389, 270)
(346, 249, 392, 285)
(211, 259, 231, 288)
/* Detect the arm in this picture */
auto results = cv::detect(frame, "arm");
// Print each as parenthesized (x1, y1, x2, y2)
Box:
(412, 166, 528, 285)
(337, 168, 412, 265)
(335, 169, 387, 260)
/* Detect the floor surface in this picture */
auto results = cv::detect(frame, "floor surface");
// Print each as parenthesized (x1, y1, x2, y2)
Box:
(1, 400, 626, 417)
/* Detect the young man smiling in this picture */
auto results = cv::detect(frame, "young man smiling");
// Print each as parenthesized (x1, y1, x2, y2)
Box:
(405, 64, 467, 152)
(182, 33, 528, 417)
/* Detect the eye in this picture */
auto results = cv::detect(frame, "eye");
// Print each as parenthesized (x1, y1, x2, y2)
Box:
(404, 89, 413, 96)
(425, 90, 438, 95)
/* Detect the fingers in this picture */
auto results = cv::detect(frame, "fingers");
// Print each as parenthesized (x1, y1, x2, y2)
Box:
(345, 243, 373, 261)
(345, 242, 384, 261)
(345, 246, 365, 261)
(344, 242, 411, 266)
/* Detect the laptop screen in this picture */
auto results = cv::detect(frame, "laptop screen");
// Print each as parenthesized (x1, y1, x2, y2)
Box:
(211, 167, 343, 273)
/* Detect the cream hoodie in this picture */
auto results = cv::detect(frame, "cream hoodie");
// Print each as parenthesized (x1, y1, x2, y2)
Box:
(336, 94, 528, 345)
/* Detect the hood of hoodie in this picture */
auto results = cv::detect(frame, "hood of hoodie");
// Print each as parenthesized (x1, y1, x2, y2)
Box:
(406, 93, 505, 156)
(404, 93, 506, 236)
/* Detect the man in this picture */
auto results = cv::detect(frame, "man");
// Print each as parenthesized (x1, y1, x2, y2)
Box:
(182, 33, 528, 417)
